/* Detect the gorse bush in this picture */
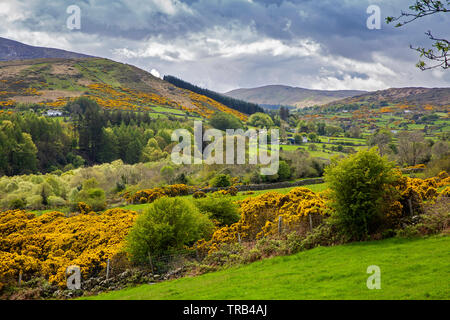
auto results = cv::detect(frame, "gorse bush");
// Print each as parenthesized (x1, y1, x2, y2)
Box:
(125, 197, 214, 263)
(0, 208, 137, 289)
(324, 148, 400, 241)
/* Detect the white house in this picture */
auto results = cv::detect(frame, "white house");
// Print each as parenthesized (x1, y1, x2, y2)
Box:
(46, 110, 63, 117)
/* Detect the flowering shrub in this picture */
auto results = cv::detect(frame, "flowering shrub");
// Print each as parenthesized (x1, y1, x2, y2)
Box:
(0, 208, 137, 289)
(193, 191, 207, 199)
(125, 184, 192, 204)
(197, 187, 328, 254)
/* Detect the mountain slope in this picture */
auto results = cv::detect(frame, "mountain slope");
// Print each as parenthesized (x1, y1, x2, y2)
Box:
(0, 57, 247, 119)
(225, 85, 367, 108)
(0, 37, 92, 61)
(323, 87, 450, 107)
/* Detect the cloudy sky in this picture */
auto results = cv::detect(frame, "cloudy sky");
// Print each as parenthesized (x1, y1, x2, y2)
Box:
(0, 0, 449, 92)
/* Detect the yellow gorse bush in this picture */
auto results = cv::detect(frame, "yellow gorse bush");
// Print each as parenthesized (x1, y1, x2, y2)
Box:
(197, 187, 328, 254)
(125, 184, 193, 204)
(0, 208, 137, 289)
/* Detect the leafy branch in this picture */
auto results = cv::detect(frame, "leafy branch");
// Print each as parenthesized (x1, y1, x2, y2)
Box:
(386, 0, 449, 70)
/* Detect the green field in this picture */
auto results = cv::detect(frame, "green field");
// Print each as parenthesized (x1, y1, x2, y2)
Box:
(83, 235, 450, 300)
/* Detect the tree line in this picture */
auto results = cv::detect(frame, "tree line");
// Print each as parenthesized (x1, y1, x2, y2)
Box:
(163, 75, 265, 115)
(0, 98, 189, 176)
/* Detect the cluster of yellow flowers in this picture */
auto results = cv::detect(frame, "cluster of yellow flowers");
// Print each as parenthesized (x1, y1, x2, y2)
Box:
(213, 186, 238, 196)
(125, 184, 193, 204)
(186, 90, 248, 121)
(198, 172, 450, 254)
(0, 208, 137, 289)
(197, 187, 328, 254)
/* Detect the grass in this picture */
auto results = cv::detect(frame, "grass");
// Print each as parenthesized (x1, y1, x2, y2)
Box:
(82, 235, 450, 300)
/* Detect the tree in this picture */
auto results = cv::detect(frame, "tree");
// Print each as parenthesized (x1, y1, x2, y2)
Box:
(367, 129, 394, 156)
(324, 148, 399, 240)
(194, 196, 240, 226)
(248, 112, 274, 128)
(210, 173, 232, 188)
(397, 131, 431, 166)
(277, 160, 291, 181)
(67, 97, 105, 163)
(209, 112, 243, 131)
(386, 0, 449, 70)
(125, 197, 214, 263)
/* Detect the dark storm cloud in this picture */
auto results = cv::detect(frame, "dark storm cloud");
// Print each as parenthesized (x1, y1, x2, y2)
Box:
(0, 0, 448, 91)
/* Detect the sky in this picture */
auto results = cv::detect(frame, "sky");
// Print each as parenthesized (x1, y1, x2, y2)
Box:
(0, 0, 449, 93)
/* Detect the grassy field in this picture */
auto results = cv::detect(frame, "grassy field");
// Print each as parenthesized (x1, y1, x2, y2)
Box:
(83, 235, 450, 300)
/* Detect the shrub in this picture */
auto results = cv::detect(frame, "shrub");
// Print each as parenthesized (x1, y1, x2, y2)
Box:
(193, 191, 207, 199)
(194, 196, 240, 226)
(47, 196, 66, 207)
(126, 197, 214, 263)
(277, 161, 291, 181)
(324, 148, 400, 241)
(210, 174, 232, 188)
(9, 198, 26, 210)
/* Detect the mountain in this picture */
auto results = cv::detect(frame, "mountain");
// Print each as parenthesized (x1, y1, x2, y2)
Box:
(0, 37, 92, 61)
(224, 85, 367, 108)
(0, 57, 246, 120)
(323, 87, 450, 108)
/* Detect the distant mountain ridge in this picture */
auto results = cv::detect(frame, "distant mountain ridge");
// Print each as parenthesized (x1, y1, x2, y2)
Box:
(0, 37, 92, 61)
(225, 85, 367, 108)
(323, 87, 450, 107)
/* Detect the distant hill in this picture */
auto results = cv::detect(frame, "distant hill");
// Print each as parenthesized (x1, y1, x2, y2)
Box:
(0, 57, 246, 120)
(0, 37, 92, 61)
(323, 87, 450, 108)
(225, 85, 367, 108)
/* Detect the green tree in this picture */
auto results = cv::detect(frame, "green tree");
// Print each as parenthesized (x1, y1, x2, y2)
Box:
(210, 173, 232, 187)
(248, 112, 274, 128)
(324, 148, 399, 240)
(209, 113, 243, 131)
(125, 197, 214, 263)
(194, 196, 240, 226)
(277, 160, 292, 181)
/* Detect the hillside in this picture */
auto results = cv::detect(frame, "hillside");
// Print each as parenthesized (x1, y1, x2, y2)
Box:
(225, 85, 367, 108)
(0, 37, 92, 61)
(0, 57, 247, 119)
(324, 87, 450, 108)
(84, 236, 450, 300)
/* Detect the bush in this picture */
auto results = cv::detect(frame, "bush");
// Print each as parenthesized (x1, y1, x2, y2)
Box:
(193, 191, 207, 199)
(74, 187, 106, 211)
(126, 197, 215, 263)
(48, 196, 66, 207)
(277, 161, 291, 181)
(194, 196, 240, 226)
(210, 174, 232, 188)
(324, 148, 399, 240)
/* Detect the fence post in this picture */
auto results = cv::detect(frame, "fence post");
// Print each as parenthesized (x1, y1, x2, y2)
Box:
(195, 244, 200, 261)
(408, 198, 414, 216)
(18, 270, 22, 286)
(309, 214, 313, 232)
(237, 233, 241, 245)
(106, 258, 110, 280)
(148, 252, 154, 274)
(278, 216, 283, 235)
